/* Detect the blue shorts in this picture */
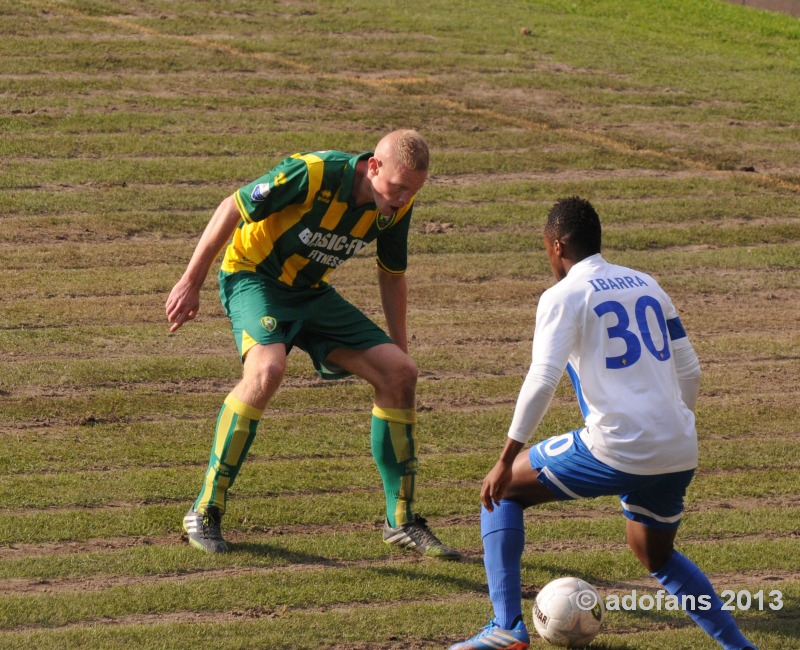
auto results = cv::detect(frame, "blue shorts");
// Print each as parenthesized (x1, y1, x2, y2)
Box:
(529, 430, 695, 530)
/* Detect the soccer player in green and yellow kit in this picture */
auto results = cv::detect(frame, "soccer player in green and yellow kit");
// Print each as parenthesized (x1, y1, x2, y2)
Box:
(165, 129, 460, 560)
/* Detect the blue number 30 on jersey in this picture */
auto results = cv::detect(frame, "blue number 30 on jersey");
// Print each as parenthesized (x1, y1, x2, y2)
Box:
(594, 297, 686, 369)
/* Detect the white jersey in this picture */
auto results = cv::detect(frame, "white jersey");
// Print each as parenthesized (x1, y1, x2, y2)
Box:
(513, 254, 698, 475)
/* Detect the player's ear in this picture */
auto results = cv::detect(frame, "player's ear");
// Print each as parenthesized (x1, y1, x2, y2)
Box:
(368, 156, 382, 177)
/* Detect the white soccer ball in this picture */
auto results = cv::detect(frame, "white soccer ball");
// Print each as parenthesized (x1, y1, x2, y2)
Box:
(532, 576, 605, 647)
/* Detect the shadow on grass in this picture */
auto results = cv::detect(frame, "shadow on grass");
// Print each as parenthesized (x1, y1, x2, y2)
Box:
(364, 562, 493, 596)
(229, 540, 351, 567)
(231, 539, 492, 594)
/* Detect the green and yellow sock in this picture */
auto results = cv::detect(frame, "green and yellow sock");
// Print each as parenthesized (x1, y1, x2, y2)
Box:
(371, 406, 418, 528)
(194, 394, 263, 514)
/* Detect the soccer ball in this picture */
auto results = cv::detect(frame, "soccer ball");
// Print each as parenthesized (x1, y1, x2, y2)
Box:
(532, 576, 605, 647)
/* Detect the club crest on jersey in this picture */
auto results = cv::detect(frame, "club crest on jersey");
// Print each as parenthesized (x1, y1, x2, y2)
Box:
(251, 183, 271, 202)
(376, 212, 396, 230)
(260, 316, 277, 332)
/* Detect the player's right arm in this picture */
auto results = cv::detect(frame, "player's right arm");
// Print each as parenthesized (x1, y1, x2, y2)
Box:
(482, 291, 574, 509)
(482, 436, 526, 511)
(165, 194, 241, 332)
(505, 288, 577, 444)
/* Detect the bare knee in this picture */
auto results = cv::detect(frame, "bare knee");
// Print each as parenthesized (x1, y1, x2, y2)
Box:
(631, 542, 674, 573)
(626, 520, 676, 573)
(240, 345, 287, 405)
(496, 456, 559, 509)
(249, 358, 285, 389)
(375, 353, 417, 404)
(327, 343, 418, 407)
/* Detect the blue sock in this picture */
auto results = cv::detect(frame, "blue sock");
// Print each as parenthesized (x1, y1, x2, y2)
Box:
(652, 551, 757, 650)
(481, 500, 525, 630)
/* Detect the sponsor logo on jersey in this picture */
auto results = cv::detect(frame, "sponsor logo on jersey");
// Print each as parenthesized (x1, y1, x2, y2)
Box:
(316, 189, 333, 204)
(376, 212, 396, 230)
(297, 228, 369, 269)
(251, 172, 287, 202)
(308, 249, 346, 268)
(298, 228, 367, 255)
(251, 183, 270, 202)
(260, 316, 277, 332)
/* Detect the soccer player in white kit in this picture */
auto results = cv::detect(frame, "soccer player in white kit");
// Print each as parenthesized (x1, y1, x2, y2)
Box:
(450, 197, 757, 650)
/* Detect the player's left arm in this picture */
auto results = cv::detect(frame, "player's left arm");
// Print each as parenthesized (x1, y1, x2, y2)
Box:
(375, 202, 413, 352)
(378, 267, 409, 353)
(668, 317, 701, 412)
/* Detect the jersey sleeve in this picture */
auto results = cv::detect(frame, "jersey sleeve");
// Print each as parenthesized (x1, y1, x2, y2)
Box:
(531, 286, 580, 370)
(235, 155, 311, 223)
(375, 201, 413, 274)
(507, 363, 563, 443)
(665, 304, 701, 411)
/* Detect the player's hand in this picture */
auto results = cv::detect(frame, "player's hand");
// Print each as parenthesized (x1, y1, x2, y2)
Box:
(165, 279, 201, 333)
(481, 460, 514, 512)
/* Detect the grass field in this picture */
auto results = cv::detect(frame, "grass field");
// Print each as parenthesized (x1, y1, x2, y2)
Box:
(2, 1, 799, 648)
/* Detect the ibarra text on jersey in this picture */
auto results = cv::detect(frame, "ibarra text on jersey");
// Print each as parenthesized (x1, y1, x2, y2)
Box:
(587, 276, 649, 292)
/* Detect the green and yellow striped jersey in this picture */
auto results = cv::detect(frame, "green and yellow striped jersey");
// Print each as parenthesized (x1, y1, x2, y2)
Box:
(222, 150, 415, 289)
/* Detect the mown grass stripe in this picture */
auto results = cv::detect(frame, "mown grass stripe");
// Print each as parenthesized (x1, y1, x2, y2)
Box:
(0, 592, 792, 650)
(0, 540, 795, 631)
(2, 433, 799, 508)
(0, 476, 797, 544)
(0, 509, 796, 583)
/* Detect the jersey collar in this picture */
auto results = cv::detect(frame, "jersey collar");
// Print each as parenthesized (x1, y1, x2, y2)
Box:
(568, 253, 605, 275)
(341, 152, 374, 208)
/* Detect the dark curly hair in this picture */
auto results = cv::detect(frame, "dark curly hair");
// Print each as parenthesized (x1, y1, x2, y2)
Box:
(544, 196, 602, 258)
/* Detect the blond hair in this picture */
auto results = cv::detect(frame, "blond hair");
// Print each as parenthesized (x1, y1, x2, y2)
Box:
(379, 129, 429, 172)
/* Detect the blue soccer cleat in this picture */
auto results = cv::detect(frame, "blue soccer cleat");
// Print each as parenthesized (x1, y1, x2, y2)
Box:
(449, 617, 530, 650)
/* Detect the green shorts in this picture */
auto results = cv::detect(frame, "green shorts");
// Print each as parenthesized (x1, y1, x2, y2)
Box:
(218, 270, 393, 380)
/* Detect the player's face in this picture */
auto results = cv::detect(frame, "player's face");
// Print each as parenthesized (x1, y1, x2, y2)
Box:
(544, 235, 568, 281)
(368, 156, 427, 217)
